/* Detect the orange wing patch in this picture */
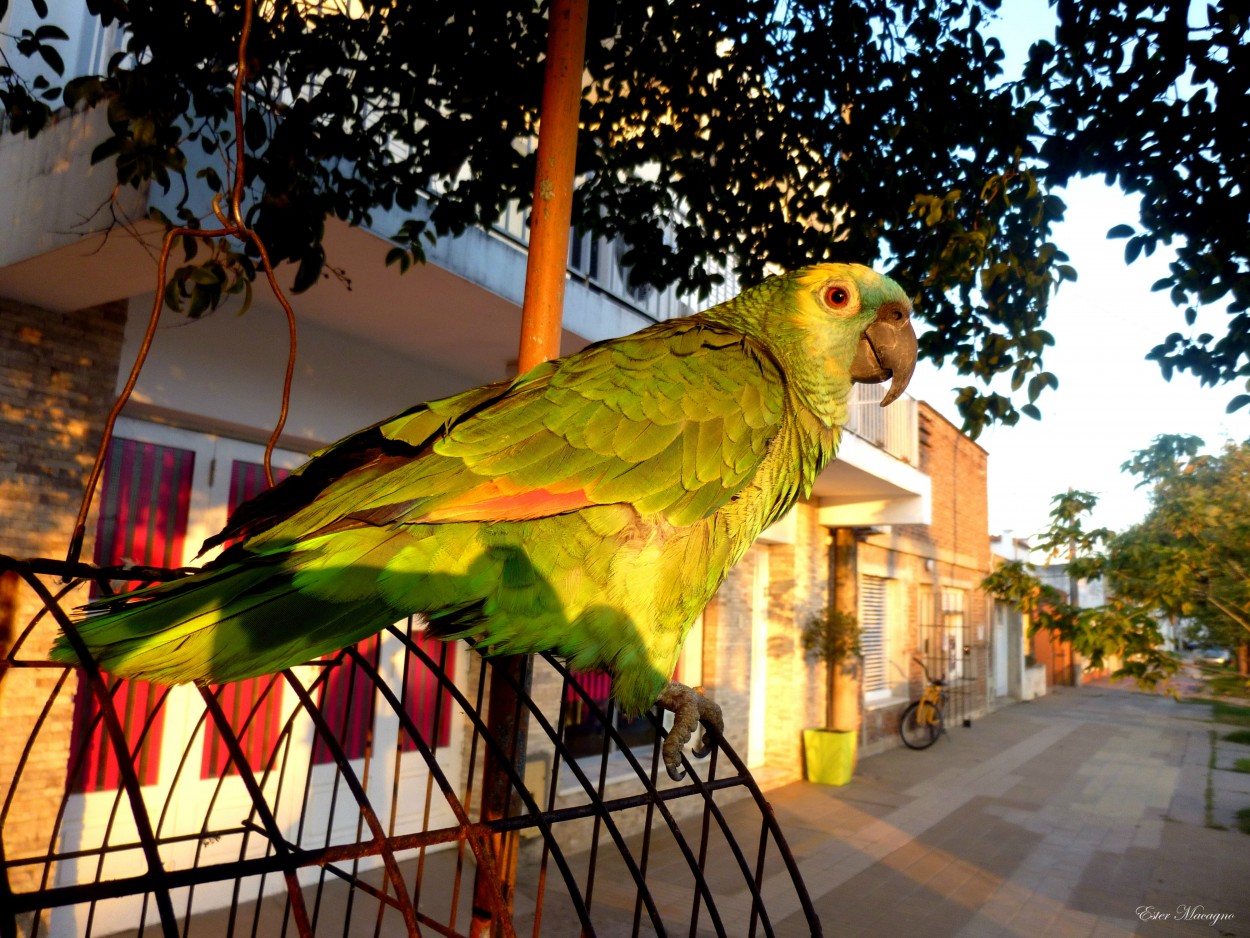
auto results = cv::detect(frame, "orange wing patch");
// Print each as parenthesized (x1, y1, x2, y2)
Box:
(418, 479, 594, 523)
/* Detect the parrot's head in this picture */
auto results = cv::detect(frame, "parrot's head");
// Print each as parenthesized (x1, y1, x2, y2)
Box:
(781, 263, 918, 406)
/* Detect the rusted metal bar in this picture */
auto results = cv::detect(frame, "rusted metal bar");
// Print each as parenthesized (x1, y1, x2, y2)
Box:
(15, 556, 191, 585)
(281, 668, 422, 934)
(687, 747, 725, 938)
(472, 656, 527, 937)
(688, 717, 824, 938)
(198, 685, 313, 934)
(82, 680, 174, 938)
(475, 0, 589, 929)
(11, 560, 180, 935)
(531, 674, 575, 938)
(451, 655, 490, 931)
(3, 556, 825, 936)
(384, 630, 595, 938)
(346, 645, 502, 896)
(494, 673, 667, 936)
(631, 728, 666, 936)
(749, 821, 769, 938)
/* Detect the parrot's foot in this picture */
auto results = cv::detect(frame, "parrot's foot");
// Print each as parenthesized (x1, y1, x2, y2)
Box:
(656, 680, 723, 782)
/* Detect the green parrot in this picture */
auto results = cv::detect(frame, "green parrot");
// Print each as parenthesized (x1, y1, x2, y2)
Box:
(53, 263, 917, 779)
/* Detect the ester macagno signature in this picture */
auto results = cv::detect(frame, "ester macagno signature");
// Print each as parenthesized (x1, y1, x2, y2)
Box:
(1137, 905, 1235, 926)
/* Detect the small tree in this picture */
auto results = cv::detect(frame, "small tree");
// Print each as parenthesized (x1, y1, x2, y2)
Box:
(801, 607, 861, 731)
(1115, 436, 1250, 676)
(982, 489, 1180, 690)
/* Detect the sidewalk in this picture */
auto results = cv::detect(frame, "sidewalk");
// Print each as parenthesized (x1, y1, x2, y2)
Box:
(753, 685, 1250, 937)
(125, 684, 1249, 937)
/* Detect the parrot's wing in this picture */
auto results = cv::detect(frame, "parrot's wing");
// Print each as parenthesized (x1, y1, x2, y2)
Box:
(202, 377, 516, 551)
(419, 319, 788, 527)
(218, 318, 787, 551)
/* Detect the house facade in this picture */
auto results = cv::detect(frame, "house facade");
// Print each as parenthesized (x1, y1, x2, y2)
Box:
(2, 17, 1012, 932)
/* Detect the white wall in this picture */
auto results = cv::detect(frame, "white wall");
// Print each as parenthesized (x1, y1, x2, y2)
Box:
(118, 293, 486, 446)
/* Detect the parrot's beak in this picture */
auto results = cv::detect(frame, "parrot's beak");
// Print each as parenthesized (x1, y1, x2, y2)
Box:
(850, 299, 918, 406)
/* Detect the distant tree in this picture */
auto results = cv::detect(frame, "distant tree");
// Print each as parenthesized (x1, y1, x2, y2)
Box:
(1, 0, 1247, 433)
(986, 437, 1250, 688)
(1115, 435, 1250, 675)
(983, 490, 1180, 689)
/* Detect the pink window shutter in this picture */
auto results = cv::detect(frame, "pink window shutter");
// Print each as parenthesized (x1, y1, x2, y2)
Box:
(398, 631, 455, 751)
(70, 439, 194, 792)
(200, 461, 290, 778)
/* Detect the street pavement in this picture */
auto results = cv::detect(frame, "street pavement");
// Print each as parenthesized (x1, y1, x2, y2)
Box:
(760, 684, 1250, 937)
(137, 681, 1250, 937)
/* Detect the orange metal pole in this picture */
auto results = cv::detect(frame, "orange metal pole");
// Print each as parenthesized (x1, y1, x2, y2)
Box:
(472, 2, 588, 935)
(516, 0, 589, 372)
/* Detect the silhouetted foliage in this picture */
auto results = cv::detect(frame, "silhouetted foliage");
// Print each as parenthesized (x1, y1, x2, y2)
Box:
(1, 0, 1246, 433)
(1115, 435, 1250, 668)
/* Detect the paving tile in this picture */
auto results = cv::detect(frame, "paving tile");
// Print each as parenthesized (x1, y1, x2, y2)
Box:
(177, 685, 1246, 937)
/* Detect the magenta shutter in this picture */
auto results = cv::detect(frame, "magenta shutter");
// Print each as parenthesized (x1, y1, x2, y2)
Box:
(560, 670, 614, 759)
(312, 629, 456, 763)
(398, 632, 454, 751)
(70, 438, 194, 791)
(565, 670, 612, 706)
(311, 634, 381, 764)
(200, 461, 290, 778)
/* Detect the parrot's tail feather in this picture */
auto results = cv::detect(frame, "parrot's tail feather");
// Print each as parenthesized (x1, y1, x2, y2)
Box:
(51, 556, 395, 685)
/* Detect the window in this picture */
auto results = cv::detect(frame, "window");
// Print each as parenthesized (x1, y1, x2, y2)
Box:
(200, 460, 289, 778)
(561, 670, 656, 760)
(70, 427, 461, 786)
(560, 617, 703, 762)
(568, 228, 600, 281)
(941, 588, 968, 681)
(312, 635, 381, 764)
(860, 575, 889, 700)
(311, 622, 456, 764)
(310, 620, 457, 765)
(70, 438, 194, 791)
(200, 674, 285, 778)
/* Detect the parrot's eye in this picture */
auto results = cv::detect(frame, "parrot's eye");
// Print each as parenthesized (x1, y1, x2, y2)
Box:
(826, 286, 851, 308)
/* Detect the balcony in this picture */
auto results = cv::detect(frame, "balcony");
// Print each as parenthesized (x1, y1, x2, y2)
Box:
(812, 385, 929, 529)
(845, 381, 918, 466)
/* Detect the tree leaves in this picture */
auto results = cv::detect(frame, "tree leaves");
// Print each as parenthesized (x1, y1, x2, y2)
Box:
(1112, 438, 1250, 655)
(4, 0, 1248, 429)
(982, 487, 1184, 691)
(1042, 0, 1250, 408)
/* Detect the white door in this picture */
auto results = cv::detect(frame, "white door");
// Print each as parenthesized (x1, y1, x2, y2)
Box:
(993, 606, 1009, 697)
(747, 546, 769, 768)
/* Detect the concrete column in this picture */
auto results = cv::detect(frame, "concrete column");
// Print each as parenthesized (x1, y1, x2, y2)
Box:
(828, 528, 861, 733)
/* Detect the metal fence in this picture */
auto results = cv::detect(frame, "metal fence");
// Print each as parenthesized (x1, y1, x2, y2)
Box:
(0, 554, 821, 938)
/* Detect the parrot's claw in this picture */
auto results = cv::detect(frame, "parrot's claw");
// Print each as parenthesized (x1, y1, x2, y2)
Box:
(656, 681, 723, 782)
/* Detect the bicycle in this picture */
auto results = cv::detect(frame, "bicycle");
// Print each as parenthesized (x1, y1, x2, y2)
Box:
(898, 657, 946, 750)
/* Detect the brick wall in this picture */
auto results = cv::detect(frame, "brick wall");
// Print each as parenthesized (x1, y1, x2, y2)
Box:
(862, 403, 992, 752)
(777, 404, 994, 761)
(0, 295, 128, 897)
(702, 547, 757, 759)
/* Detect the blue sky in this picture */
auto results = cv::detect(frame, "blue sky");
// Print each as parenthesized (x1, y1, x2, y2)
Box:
(905, 0, 1247, 545)
(911, 178, 1244, 544)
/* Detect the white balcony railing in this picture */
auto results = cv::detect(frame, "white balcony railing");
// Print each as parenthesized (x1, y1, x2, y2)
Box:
(845, 383, 919, 466)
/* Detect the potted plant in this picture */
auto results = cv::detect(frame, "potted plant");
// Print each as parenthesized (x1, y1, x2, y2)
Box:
(801, 607, 861, 785)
